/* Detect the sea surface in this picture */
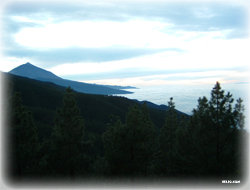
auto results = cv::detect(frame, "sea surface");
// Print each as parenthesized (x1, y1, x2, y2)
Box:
(118, 83, 250, 131)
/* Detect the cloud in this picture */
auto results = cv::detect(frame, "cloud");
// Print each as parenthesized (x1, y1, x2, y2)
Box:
(3, 1, 131, 24)
(3, 1, 248, 34)
(12, 19, 175, 48)
(3, 46, 182, 67)
(80, 67, 250, 86)
(1, 0, 249, 86)
(57, 64, 249, 81)
(2, 1, 248, 52)
(224, 29, 249, 39)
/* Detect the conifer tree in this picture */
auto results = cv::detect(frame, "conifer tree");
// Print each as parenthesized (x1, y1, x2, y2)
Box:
(50, 87, 85, 179)
(8, 92, 39, 179)
(209, 82, 244, 176)
(126, 103, 156, 178)
(185, 96, 215, 176)
(140, 102, 157, 176)
(157, 97, 179, 176)
(103, 103, 156, 179)
(234, 98, 245, 129)
(175, 113, 190, 176)
(102, 116, 126, 176)
(185, 82, 245, 177)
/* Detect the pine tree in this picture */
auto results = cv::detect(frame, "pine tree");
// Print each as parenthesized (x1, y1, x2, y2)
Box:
(234, 98, 245, 129)
(185, 82, 245, 177)
(8, 92, 39, 179)
(157, 97, 179, 176)
(209, 82, 241, 176)
(140, 102, 157, 176)
(185, 96, 215, 176)
(175, 113, 190, 176)
(49, 87, 85, 179)
(102, 115, 126, 177)
(103, 103, 156, 179)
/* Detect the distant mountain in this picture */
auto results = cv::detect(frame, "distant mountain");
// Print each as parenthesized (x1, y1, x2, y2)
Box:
(9, 62, 62, 80)
(8, 63, 133, 95)
(36, 77, 133, 95)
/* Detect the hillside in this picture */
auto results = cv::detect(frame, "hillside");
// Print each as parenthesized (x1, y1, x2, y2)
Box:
(8, 62, 133, 95)
(3, 72, 244, 183)
(3, 72, 189, 144)
(2, 72, 177, 158)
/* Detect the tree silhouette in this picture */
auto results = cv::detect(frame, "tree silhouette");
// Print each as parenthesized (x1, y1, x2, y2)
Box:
(49, 87, 85, 179)
(156, 97, 180, 176)
(102, 115, 126, 177)
(8, 92, 39, 180)
(103, 103, 156, 179)
(183, 82, 246, 177)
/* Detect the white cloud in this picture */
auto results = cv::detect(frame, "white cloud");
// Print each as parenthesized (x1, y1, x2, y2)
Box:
(47, 35, 250, 84)
(49, 61, 120, 75)
(11, 15, 53, 25)
(193, 7, 216, 18)
(2, 1, 249, 87)
(14, 17, 237, 51)
(0, 56, 30, 72)
(15, 17, 237, 50)
(82, 69, 250, 86)
(14, 19, 173, 49)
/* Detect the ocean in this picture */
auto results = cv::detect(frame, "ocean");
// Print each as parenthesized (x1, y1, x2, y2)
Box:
(119, 83, 250, 131)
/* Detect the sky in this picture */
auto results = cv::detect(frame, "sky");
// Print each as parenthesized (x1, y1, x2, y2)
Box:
(0, 0, 250, 86)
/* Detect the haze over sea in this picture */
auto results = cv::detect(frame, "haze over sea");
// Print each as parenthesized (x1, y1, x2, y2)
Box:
(119, 83, 250, 131)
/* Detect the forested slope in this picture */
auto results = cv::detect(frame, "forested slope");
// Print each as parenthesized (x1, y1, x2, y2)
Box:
(3, 72, 174, 152)
(2, 72, 248, 187)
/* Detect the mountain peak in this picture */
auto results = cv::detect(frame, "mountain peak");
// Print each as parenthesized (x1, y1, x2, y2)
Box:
(23, 62, 42, 68)
(9, 63, 61, 80)
(8, 62, 134, 95)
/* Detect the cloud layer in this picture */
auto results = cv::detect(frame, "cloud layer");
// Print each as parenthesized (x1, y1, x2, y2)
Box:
(1, 0, 249, 85)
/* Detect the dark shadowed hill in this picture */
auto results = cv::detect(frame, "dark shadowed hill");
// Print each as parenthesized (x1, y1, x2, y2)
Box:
(8, 62, 133, 95)
(2, 72, 188, 141)
(3, 71, 246, 183)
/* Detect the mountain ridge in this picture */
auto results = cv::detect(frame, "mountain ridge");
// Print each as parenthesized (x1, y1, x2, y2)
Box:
(8, 62, 133, 95)
(9, 62, 62, 80)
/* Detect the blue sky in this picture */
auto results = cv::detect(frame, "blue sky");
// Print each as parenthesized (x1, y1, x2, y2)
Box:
(0, 0, 249, 86)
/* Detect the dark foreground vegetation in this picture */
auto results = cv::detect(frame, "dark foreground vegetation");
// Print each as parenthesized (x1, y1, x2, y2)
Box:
(2, 73, 249, 186)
